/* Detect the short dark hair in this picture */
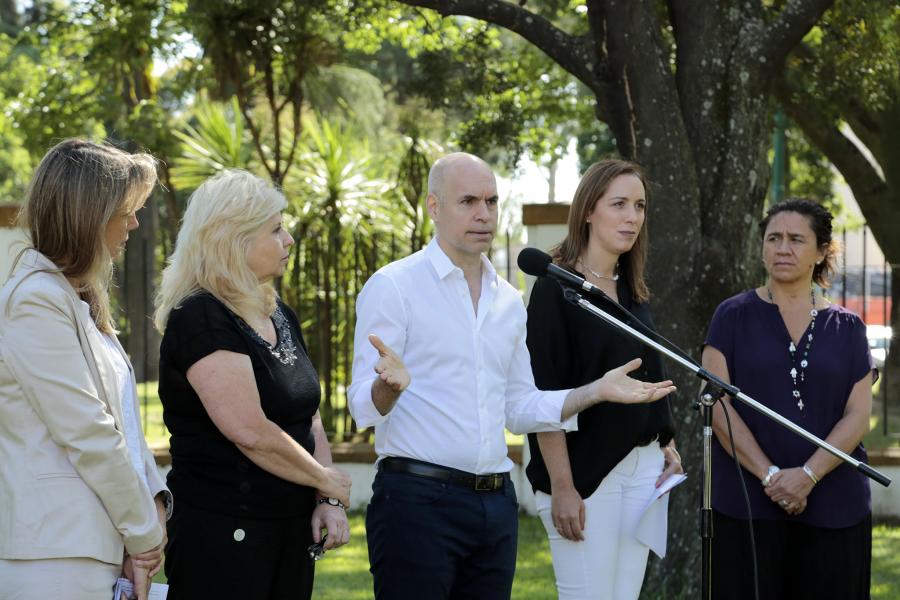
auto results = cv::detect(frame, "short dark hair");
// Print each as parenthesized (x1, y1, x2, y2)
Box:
(758, 198, 840, 288)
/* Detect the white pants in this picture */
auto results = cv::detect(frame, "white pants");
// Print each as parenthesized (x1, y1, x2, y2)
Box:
(0, 557, 120, 599)
(535, 443, 665, 600)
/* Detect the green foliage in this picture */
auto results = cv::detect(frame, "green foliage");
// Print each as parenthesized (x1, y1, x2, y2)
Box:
(800, 2, 900, 113)
(287, 116, 401, 237)
(0, 87, 32, 202)
(779, 1, 898, 234)
(784, 126, 834, 204)
(272, 115, 409, 436)
(345, 5, 600, 175)
(304, 64, 387, 135)
(169, 96, 255, 189)
(394, 135, 441, 249)
(0, 17, 107, 158)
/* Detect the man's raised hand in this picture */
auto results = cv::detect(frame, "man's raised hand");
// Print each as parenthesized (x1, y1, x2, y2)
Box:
(369, 334, 410, 393)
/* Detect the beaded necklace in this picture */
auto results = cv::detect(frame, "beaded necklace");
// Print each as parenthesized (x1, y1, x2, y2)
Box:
(234, 305, 299, 366)
(768, 287, 818, 411)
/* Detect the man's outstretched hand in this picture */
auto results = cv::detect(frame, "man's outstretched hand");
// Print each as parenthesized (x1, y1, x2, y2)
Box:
(595, 358, 676, 404)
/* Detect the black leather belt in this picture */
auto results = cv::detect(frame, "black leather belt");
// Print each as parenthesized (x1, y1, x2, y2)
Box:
(379, 457, 508, 492)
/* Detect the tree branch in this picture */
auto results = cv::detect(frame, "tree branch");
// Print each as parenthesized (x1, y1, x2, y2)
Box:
(760, 0, 834, 66)
(281, 95, 304, 183)
(394, 0, 600, 91)
(774, 76, 892, 222)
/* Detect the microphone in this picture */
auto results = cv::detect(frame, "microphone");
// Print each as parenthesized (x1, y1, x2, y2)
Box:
(516, 247, 605, 296)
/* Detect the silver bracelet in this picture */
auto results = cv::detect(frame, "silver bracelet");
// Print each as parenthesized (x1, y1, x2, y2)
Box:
(802, 464, 819, 485)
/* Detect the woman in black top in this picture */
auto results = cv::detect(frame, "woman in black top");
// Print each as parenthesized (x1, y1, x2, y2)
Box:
(526, 159, 682, 600)
(153, 170, 351, 599)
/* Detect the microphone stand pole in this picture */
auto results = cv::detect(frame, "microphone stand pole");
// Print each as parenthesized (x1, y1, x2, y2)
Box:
(559, 287, 891, 600)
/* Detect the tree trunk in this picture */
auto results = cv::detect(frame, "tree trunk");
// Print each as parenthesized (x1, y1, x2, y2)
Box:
(594, 6, 778, 595)
(123, 193, 160, 382)
(0, 0, 18, 29)
(882, 268, 900, 413)
(547, 158, 557, 203)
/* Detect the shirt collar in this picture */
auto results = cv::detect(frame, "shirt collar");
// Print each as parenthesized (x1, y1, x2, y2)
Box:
(21, 248, 58, 271)
(14, 248, 79, 297)
(425, 237, 497, 284)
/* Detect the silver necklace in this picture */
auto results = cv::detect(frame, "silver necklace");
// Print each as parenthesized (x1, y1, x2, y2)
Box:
(767, 287, 818, 411)
(578, 259, 619, 281)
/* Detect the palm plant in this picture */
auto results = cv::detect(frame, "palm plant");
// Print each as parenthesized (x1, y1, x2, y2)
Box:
(280, 115, 410, 438)
(169, 95, 255, 190)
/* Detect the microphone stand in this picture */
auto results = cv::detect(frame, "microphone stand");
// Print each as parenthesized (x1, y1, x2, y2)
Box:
(559, 287, 891, 600)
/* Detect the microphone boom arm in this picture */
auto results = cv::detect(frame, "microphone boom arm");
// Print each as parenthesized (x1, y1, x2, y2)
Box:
(560, 287, 890, 487)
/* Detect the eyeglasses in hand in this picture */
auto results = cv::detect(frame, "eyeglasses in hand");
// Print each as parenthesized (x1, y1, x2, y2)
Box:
(308, 534, 328, 561)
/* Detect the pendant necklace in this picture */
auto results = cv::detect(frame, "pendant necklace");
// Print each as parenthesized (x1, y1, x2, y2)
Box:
(579, 259, 619, 281)
(768, 287, 818, 411)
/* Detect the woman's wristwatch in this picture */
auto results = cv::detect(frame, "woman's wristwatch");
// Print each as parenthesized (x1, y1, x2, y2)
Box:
(761, 465, 780, 487)
(318, 497, 346, 509)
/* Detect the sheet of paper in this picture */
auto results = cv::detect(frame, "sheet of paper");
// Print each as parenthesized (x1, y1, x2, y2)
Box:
(112, 578, 133, 600)
(112, 578, 169, 600)
(634, 473, 687, 559)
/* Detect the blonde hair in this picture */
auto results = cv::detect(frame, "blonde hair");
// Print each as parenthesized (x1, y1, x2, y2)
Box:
(154, 169, 287, 332)
(17, 138, 157, 333)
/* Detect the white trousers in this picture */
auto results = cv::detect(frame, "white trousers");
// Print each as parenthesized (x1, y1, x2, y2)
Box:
(535, 443, 665, 600)
(0, 557, 120, 599)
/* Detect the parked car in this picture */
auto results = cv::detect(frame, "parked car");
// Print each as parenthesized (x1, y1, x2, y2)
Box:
(867, 325, 892, 370)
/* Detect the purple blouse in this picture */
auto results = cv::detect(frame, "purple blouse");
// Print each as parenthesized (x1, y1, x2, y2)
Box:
(705, 290, 873, 528)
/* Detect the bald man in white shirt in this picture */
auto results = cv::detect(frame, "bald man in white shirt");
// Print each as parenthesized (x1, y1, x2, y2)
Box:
(349, 153, 675, 600)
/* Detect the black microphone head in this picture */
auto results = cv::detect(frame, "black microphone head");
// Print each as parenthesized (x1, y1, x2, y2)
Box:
(517, 247, 552, 277)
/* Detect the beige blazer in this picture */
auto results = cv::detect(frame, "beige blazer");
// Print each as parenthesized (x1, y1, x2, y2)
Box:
(0, 250, 167, 565)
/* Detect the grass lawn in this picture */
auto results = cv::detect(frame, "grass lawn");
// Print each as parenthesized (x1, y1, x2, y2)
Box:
(152, 513, 900, 599)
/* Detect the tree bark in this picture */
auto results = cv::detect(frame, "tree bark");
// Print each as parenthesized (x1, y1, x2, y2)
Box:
(123, 193, 161, 382)
(390, 1, 834, 596)
(0, 0, 18, 30)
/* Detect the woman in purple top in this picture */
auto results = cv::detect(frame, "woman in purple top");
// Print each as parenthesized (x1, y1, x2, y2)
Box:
(702, 199, 874, 600)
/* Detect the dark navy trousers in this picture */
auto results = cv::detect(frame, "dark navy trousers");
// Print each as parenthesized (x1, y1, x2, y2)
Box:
(366, 469, 520, 600)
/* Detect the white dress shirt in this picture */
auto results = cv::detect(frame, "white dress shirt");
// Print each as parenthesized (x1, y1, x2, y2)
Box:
(349, 238, 576, 475)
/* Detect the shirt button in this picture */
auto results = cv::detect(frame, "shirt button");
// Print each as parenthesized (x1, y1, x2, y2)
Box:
(239, 481, 251, 494)
(233, 528, 246, 542)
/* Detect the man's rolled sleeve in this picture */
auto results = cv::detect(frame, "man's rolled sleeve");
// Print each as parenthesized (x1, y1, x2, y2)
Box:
(504, 331, 579, 434)
(348, 378, 386, 429)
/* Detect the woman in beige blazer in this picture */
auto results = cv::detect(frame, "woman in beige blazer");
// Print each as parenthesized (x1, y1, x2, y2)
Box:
(0, 139, 171, 600)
